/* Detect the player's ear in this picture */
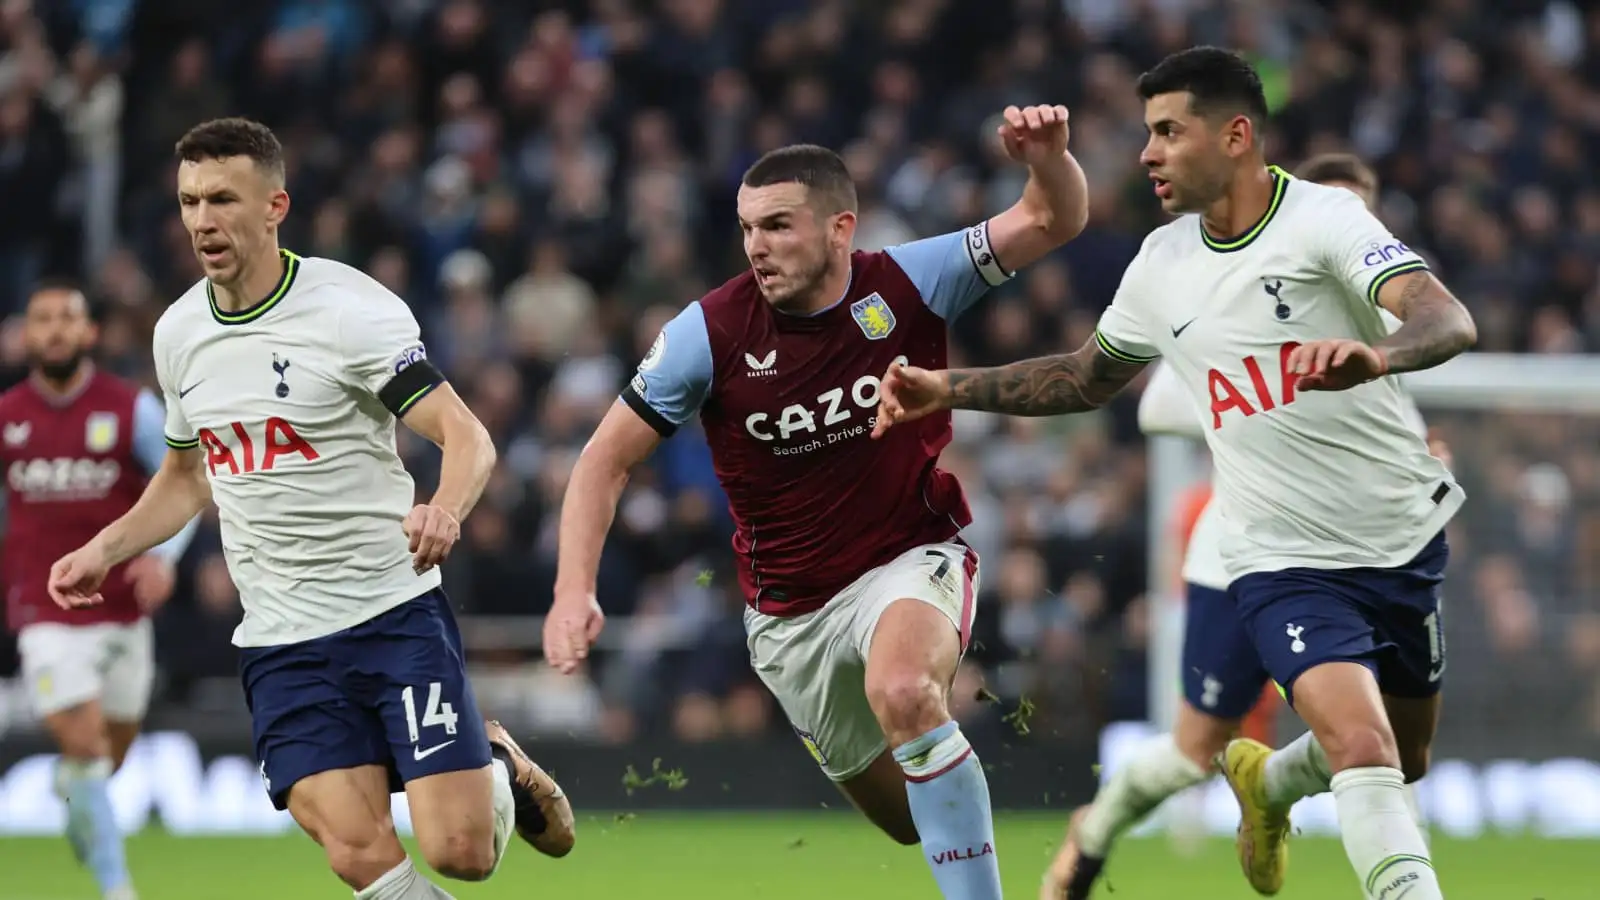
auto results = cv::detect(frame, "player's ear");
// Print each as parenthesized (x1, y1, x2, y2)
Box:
(266, 188, 291, 230)
(830, 209, 857, 248)
(1223, 113, 1254, 159)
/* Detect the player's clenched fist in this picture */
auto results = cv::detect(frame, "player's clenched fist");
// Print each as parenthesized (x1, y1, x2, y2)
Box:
(1287, 339, 1389, 392)
(403, 504, 460, 574)
(544, 589, 605, 675)
(48, 544, 111, 610)
(998, 104, 1071, 165)
(871, 360, 953, 439)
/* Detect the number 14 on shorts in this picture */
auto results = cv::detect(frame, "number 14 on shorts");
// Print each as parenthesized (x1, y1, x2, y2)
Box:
(402, 681, 460, 751)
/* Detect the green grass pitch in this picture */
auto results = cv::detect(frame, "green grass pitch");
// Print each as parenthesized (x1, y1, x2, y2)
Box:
(3, 813, 1587, 898)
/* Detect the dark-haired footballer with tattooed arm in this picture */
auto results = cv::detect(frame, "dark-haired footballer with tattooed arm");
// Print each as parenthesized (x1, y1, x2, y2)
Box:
(874, 45, 1474, 900)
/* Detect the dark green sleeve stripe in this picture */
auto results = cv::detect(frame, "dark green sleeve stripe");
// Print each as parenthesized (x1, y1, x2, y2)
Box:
(166, 435, 199, 449)
(1366, 261, 1429, 306)
(1095, 330, 1160, 364)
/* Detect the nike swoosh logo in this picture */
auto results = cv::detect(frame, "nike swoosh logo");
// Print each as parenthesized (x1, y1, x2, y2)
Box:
(1171, 318, 1198, 338)
(178, 381, 204, 399)
(414, 740, 456, 761)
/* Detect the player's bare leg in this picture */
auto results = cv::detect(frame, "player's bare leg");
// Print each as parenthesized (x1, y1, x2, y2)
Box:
(1043, 702, 1224, 899)
(104, 719, 142, 771)
(404, 767, 500, 881)
(866, 597, 1002, 900)
(1231, 662, 1442, 900)
(1384, 693, 1440, 785)
(403, 721, 572, 883)
(1384, 694, 1440, 843)
(289, 765, 467, 899)
(44, 698, 134, 898)
(836, 750, 920, 845)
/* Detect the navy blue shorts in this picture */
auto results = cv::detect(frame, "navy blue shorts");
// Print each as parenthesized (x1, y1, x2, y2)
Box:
(1181, 583, 1270, 719)
(1230, 532, 1449, 707)
(239, 589, 491, 810)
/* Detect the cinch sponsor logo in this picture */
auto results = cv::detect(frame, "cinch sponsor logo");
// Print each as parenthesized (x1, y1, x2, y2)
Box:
(1362, 241, 1414, 267)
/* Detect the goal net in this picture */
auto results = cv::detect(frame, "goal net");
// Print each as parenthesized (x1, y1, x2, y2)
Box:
(1116, 352, 1600, 840)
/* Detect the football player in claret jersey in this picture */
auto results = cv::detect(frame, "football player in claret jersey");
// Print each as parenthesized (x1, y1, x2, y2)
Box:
(0, 282, 198, 900)
(547, 107, 1089, 899)
(47, 118, 573, 900)
(874, 49, 1476, 900)
(1038, 154, 1443, 900)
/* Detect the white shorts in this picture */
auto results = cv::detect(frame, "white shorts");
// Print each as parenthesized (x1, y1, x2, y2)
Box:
(745, 541, 981, 782)
(17, 618, 155, 721)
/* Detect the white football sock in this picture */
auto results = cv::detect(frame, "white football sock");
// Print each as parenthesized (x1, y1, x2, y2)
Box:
(1331, 767, 1443, 900)
(1077, 734, 1209, 857)
(354, 859, 458, 900)
(1263, 731, 1331, 808)
(488, 758, 516, 875)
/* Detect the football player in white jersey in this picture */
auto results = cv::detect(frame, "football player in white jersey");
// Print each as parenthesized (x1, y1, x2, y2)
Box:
(871, 48, 1476, 900)
(1035, 154, 1444, 899)
(46, 118, 574, 900)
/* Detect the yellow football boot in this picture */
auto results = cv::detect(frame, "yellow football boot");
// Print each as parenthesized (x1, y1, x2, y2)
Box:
(1222, 738, 1291, 895)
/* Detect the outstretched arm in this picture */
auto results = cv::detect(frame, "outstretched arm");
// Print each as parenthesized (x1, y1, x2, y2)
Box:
(946, 336, 1148, 416)
(874, 335, 1147, 435)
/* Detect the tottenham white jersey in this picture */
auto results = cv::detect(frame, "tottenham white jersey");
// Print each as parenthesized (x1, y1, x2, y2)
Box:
(1102, 169, 1462, 577)
(1139, 308, 1430, 590)
(153, 251, 441, 646)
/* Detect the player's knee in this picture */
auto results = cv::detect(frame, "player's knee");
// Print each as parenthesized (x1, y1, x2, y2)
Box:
(866, 673, 946, 745)
(323, 832, 406, 889)
(1317, 721, 1400, 772)
(420, 826, 498, 882)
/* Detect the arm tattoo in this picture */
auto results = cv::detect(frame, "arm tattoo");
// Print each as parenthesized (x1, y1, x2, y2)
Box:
(1375, 272, 1478, 374)
(946, 338, 1146, 416)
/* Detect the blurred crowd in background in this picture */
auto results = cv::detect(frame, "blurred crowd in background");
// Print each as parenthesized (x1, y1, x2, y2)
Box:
(1, 0, 1599, 756)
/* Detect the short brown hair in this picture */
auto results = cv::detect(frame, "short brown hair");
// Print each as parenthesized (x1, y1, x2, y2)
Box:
(742, 144, 857, 215)
(1295, 152, 1377, 195)
(175, 117, 286, 182)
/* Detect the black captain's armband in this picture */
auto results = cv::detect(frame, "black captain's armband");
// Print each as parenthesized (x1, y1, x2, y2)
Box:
(621, 378, 678, 437)
(379, 359, 446, 417)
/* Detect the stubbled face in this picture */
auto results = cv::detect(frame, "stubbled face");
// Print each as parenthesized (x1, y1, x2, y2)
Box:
(177, 156, 289, 287)
(736, 182, 850, 310)
(25, 288, 94, 381)
(1317, 178, 1377, 212)
(1140, 91, 1244, 214)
